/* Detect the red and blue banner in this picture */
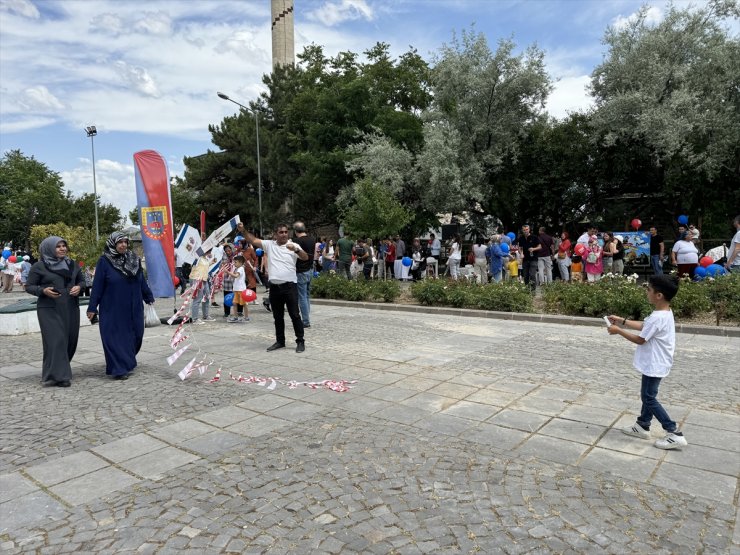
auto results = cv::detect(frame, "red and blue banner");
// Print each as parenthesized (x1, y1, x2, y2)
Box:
(134, 150, 175, 298)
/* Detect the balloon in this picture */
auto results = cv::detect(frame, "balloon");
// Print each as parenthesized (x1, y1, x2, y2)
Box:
(506, 232, 516, 241)
(242, 289, 257, 303)
(698, 256, 713, 268)
(1, 250, 10, 259)
(173, 276, 180, 287)
(630, 218, 642, 230)
(574, 244, 587, 256)
(8, 256, 17, 263)
(234, 235, 244, 244)
(693, 266, 707, 279)
(707, 264, 726, 277)
(402, 256, 412, 267)
(78, 260, 85, 267)
(255, 248, 264, 256)
(224, 293, 234, 307)
(319, 243, 325, 250)
(677, 214, 689, 226)
(313, 271, 319, 277)
(500, 243, 510, 255)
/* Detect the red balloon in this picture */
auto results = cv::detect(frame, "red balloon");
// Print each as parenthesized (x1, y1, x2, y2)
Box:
(173, 276, 180, 286)
(242, 289, 257, 303)
(574, 244, 586, 256)
(78, 260, 85, 267)
(630, 218, 642, 230)
(699, 256, 713, 268)
(8, 255, 17, 263)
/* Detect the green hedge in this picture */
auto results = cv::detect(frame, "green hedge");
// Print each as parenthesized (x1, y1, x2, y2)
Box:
(410, 279, 534, 313)
(311, 274, 401, 302)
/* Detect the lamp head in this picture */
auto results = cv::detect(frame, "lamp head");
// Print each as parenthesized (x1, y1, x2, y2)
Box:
(85, 126, 97, 137)
(217, 92, 229, 100)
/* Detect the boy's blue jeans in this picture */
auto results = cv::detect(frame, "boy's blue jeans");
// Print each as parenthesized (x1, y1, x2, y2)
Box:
(637, 375, 677, 432)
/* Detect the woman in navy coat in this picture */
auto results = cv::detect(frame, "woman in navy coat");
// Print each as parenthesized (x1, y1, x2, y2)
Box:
(87, 231, 154, 380)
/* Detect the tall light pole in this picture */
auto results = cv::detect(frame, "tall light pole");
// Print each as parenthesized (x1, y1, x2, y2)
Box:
(85, 126, 100, 243)
(217, 92, 263, 237)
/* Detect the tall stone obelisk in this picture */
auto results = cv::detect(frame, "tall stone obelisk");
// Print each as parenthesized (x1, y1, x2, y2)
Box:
(271, 0, 294, 68)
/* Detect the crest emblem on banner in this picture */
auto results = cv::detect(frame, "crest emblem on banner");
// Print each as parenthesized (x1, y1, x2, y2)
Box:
(141, 206, 168, 240)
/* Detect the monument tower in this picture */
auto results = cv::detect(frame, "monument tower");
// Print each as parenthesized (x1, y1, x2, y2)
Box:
(271, 0, 294, 68)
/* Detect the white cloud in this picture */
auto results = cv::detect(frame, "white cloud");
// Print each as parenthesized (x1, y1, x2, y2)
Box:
(114, 61, 161, 98)
(545, 75, 593, 119)
(307, 0, 374, 26)
(0, 115, 56, 133)
(17, 85, 65, 111)
(89, 12, 125, 35)
(133, 11, 172, 35)
(60, 158, 137, 218)
(612, 6, 663, 30)
(0, 0, 40, 19)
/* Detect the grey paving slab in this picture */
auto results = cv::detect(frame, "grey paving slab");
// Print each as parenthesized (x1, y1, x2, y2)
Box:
(0, 490, 68, 534)
(558, 404, 621, 427)
(0, 363, 38, 379)
(488, 408, 551, 433)
(515, 435, 590, 466)
(466, 388, 521, 406)
(0, 472, 38, 503)
(341, 396, 393, 415)
(661, 443, 740, 476)
(579, 447, 658, 482)
(680, 422, 740, 453)
(266, 400, 326, 423)
(366, 385, 417, 402)
(49, 466, 140, 506)
(91, 433, 169, 463)
(120, 447, 200, 480)
(509, 396, 570, 417)
(440, 400, 502, 422)
(393, 375, 441, 392)
(225, 414, 292, 437)
(400, 392, 457, 413)
(595, 428, 665, 460)
(527, 386, 582, 402)
(180, 431, 246, 456)
(148, 419, 219, 444)
(194, 405, 258, 428)
(236, 393, 295, 412)
(375, 404, 429, 425)
(537, 418, 609, 445)
(426, 382, 479, 400)
(651, 462, 737, 505)
(685, 408, 740, 432)
(25, 451, 109, 486)
(468, 422, 530, 450)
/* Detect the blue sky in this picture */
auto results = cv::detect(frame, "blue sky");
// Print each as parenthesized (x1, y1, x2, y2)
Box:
(0, 0, 682, 222)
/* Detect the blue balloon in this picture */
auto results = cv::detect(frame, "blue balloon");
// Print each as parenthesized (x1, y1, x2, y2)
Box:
(319, 242, 325, 250)
(234, 235, 244, 244)
(401, 256, 412, 267)
(255, 248, 264, 256)
(693, 266, 707, 279)
(500, 243, 510, 255)
(677, 214, 689, 226)
(224, 293, 234, 307)
(506, 232, 516, 241)
(706, 264, 725, 277)
(1, 250, 10, 259)
(313, 271, 319, 277)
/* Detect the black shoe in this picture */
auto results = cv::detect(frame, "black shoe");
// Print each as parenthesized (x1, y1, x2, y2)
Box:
(263, 300, 272, 313)
(266, 342, 285, 352)
(57, 380, 71, 387)
(296, 341, 305, 353)
(114, 375, 129, 381)
(211, 302, 219, 307)
(303, 324, 311, 328)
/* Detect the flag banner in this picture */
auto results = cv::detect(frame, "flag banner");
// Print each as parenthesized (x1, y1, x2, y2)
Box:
(175, 224, 202, 266)
(195, 215, 241, 257)
(134, 150, 175, 297)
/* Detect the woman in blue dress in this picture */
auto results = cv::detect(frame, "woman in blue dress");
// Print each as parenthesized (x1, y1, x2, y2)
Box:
(87, 231, 154, 380)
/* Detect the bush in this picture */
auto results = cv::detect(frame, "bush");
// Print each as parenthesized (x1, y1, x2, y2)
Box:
(410, 279, 448, 306)
(473, 281, 534, 313)
(705, 272, 740, 323)
(542, 276, 651, 319)
(311, 274, 401, 303)
(410, 279, 533, 313)
(670, 278, 712, 319)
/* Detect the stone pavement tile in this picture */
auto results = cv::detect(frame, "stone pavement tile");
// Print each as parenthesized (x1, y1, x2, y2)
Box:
(426, 382, 478, 400)
(366, 385, 417, 402)
(407, 355, 458, 368)
(120, 446, 200, 480)
(0, 363, 38, 379)
(49, 466, 140, 506)
(579, 447, 658, 482)
(415, 413, 474, 437)
(340, 396, 393, 416)
(91, 433, 169, 463)
(537, 418, 608, 445)
(148, 419, 219, 444)
(680, 422, 740, 453)
(375, 405, 429, 425)
(527, 386, 582, 402)
(577, 392, 636, 412)
(466, 388, 521, 406)
(595, 428, 663, 460)
(361, 359, 403, 371)
(266, 400, 326, 423)
(374, 363, 423, 376)
(559, 404, 620, 427)
(487, 381, 538, 395)
(509, 396, 569, 417)
(394, 376, 441, 392)
(684, 408, 740, 432)
(515, 435, 589, 466)
(25, 451, 109, 486)
(651, 462, 737, 505)
(0, 490, 68, 534)
(447, 373, 499, 388)
(236, 393, 294, 412)
(379, 350, 419, 363)
(360, 371, 405, 386)
(488, 409, 551, 433)
(467, 422, 530, 451)
(225, 414, 292, 437)
(415, 368, 461, 382)
(0, 472, 38, 503)
(401, 392, 457, 413)
(194, 406, 259, 428)
(441, 400, 502, 422)
(180, 431, 246, 456)
(661, 443, 740, 476)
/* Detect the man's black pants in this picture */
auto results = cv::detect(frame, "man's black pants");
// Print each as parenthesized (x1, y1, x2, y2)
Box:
(269, 282, 304, 344)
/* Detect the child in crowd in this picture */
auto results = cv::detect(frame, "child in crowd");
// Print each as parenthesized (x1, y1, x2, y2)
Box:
(507, 256, 519, 282)
(570, 256, 583, 282)
(607, 275, 687, 450)
(226, 255, 249, 323)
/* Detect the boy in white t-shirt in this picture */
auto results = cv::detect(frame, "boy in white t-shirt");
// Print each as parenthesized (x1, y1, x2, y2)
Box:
(607, 275, 687, 450)
(226, 255, 249, 323)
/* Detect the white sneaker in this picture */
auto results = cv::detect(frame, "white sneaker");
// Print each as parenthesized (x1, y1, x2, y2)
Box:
(655, 432, 688, 450)
(202, 316, 216, 322)
(622, 424, 650, 439)
(227, 317, 239, 323)
(194, 319, 204, 325)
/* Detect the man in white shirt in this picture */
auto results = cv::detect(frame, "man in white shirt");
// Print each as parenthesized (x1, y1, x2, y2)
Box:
(726, 215, 740, 274)
(239, 222, 310, 352)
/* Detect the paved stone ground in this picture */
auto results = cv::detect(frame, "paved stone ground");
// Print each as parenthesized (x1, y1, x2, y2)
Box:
(1, 293, 738, 553)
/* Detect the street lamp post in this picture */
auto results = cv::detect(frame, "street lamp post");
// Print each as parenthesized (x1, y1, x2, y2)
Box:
(217, 92, 263, 237)
(85, 126, 100, 243)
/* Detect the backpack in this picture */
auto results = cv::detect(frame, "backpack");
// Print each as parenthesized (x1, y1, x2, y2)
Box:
(587, 251, 598, 264)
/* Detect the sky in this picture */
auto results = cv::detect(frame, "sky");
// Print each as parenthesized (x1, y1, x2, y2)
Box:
(0, 0, 684, 223)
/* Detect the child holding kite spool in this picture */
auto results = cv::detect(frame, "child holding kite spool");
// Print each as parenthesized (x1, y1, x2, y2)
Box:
(226, 255, 249, 323)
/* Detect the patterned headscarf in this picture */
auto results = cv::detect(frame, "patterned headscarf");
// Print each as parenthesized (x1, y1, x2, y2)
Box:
(103, 231, 141, 278)
(39, 236, 72, 275)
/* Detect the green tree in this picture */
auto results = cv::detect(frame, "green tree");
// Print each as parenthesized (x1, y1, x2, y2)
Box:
(338, 178, 412, 239)
(29, 223, 104, 268)
(63, 192, 122, 236)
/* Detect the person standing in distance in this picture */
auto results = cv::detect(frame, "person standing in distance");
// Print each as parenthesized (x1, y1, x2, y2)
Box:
(336, 233, 354, 279)
(238, 222, 309, 352)
(725, 215, 740, 274)
(293, 221, 316, 328)
(649, 227, 665, 275)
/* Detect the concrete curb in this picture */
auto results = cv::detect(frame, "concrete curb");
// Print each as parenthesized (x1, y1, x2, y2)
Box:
(311, 299, 740, 337)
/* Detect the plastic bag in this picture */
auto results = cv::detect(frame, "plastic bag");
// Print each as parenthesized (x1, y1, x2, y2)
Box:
(144, 303, 160, 327)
